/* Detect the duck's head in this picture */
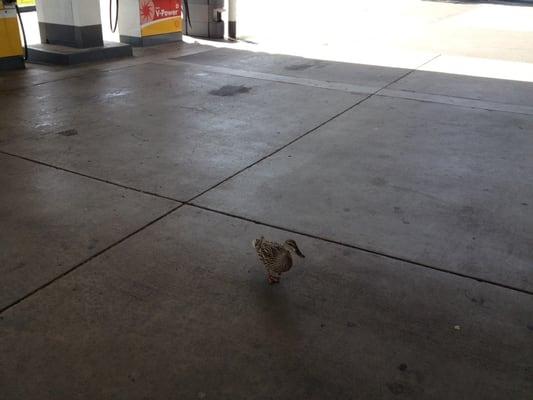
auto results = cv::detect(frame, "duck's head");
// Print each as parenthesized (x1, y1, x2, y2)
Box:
(284, 239, 305, 258)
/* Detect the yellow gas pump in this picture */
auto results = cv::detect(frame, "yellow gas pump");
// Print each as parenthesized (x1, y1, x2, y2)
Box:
(0, 0, 25, 70)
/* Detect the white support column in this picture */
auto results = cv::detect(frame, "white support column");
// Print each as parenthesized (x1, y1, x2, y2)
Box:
(228, 0, 236, 39)
(36, 0, 104, 48)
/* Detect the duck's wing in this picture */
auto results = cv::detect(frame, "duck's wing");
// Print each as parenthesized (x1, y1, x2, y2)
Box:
(258, 241, 294, 274)
(257, 241, 284, 267)
(277, 252, 293, 273)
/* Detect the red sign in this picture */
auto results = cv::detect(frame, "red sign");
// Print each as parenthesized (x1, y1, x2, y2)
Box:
(140, 0, 182, 26)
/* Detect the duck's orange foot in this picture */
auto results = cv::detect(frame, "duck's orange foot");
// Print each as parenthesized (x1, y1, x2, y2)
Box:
(268, 275, 280, 284)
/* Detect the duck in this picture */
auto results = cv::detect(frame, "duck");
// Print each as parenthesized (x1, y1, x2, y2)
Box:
(252, 236, 305, 284)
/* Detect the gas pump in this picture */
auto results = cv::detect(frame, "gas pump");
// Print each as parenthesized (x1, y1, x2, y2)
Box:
(116, 0, 186, 46)
(0, 0, 27, 70)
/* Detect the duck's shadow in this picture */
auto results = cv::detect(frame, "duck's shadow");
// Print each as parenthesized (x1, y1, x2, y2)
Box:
(250, 277, 301, 341)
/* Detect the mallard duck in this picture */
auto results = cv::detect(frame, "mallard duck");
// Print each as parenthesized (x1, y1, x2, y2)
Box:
(252, 236, 305, 284)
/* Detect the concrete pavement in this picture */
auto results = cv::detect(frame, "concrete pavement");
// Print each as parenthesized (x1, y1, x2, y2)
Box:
(1, 2, 533, 397)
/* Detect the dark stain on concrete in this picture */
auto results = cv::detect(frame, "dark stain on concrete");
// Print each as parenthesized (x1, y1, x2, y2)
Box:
(210, 85, 251, 97)
(371, 177, 387, 186)
(465, 290, 486, 306)
(412, 370, 425, 384)
(470, 296, 485, 305)
(394, 206, 410, 224)
(459, 206, 479, 230)
(285, 62, 316, 71)
(56, 129, 78, 137)
(398, 363, 408, 371)
(387, 382, 406, 395)
(7, 262, 25, 273)
(285, 61, 326, 71)
(346, 321, 356, 328)
(87, 238, 99, 251)
(527, 324, 533, 331)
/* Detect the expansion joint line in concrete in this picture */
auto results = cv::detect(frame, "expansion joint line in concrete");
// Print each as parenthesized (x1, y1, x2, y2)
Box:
(0, 203, 184, 315)
(0, 62, 149, 94)
(377, 54, 442, 93)
(0, 74, 87, 94)
(3, 48, 431, 206)
(0, 150, 181, 203)
(185, 203, 533, 298)
(169, 54, 533, 116)
(185, 93, 376, 204)
(2, 147, 532, 315)
(185, 53, 442, 205)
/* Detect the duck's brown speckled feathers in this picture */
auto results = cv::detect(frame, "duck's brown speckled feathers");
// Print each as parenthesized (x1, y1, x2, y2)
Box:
(253, 236, 304, 283)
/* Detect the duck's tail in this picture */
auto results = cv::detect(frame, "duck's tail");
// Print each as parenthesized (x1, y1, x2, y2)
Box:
(252, 236, 264, 250)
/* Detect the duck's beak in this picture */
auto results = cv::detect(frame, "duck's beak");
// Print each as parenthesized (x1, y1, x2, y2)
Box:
(295, 248, 305, 258)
